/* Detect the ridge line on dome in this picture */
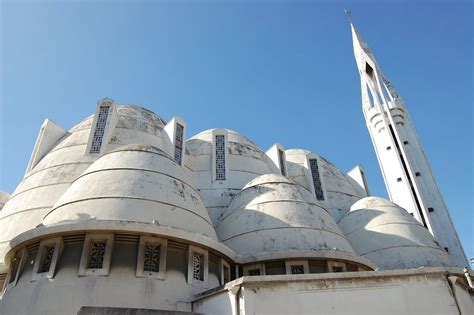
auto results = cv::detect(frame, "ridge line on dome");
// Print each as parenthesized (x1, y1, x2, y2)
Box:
(21, 162, 92, 181)
(219, 226, 349, 243)
(100, 145, 174, 161)
(219, 199, 332, 223)
(69, 167, 201, 197)
(44, 196, 214, 226)
(6, 182, 73, 202)
(338, 204, 406, 222)
(0, 206, 51, 223)
(342, 221, 425, 237)
(325, 190, 361, 198)
(47, 142, 87, 154)
(358, 244, 450, 257)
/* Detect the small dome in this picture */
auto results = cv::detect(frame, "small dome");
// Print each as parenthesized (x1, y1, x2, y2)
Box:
(216, 174, 364, 263)
(43, 144, 218, 241)
(339, 197, 453, 270)
(185, 129, 275, 225)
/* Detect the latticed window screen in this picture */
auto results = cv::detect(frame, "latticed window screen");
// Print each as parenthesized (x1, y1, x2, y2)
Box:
(278, 149, 286, 176)
(143, 242, 161, 273)
(90, 106, 110, 154)
(174, 124, 184, 165)
(215, 135, 226, 181)
(309, 159, 325, 201)
(192, 253, 204, 281)
(87, 241, 106, 269)
(39, 246, 55, 273)
(290, 265, 305, 274)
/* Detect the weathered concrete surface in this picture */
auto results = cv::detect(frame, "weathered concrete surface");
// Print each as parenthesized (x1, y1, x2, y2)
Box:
(193, 268, 474, 315)
(339, 197, 454, 270)
(78, 307, 203, 315)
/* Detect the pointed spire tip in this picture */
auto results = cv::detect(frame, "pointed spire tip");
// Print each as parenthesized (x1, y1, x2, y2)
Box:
(344, 9, 352, 24)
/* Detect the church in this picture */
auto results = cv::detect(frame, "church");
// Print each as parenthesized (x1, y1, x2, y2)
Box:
(0, 22, 472, 314)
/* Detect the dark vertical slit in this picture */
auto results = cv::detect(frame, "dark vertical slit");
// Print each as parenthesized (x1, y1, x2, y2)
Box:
(388, 124, 427, 228)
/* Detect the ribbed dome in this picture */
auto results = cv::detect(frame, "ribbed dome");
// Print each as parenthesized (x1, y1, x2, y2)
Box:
(285, 149, 368, 222)
(215, 174, 362, 262)
(0, 105, 168, 269)
(339, 197, 453, 270)
(43, 144, 218, 241)
(185, 129, 275, 226)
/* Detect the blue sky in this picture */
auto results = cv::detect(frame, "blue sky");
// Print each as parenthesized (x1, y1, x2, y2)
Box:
(1, 1, 472, 262)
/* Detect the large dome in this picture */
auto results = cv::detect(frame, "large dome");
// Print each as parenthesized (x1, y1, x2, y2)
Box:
(43, 144, 218, 241)
(215, 174, 370, 265)
(185, 129, 276, 225)
(339, 197, 453, 270)
(0, 105, 168, 270)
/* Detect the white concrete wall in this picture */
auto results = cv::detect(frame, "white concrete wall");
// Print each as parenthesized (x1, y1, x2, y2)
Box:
(194, 269, 473, 315)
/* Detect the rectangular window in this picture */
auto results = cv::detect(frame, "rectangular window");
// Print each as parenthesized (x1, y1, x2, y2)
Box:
(285, 260, 309, 275)
(220, 258, 231, 285)
(308, 260, 328, 273)
(5, 248, 27, 289)
(309, 159, 325, 201)
(8, 255, 21, 284)
(192, 253, 204, 281)
(87, 241, 106, 269)
(215, 135, 226, 181)
(187, 245, 208, 285)
(174, 123, 184, 165)
(247, 268, 261, 276)
(89, 106, 110, 154)
(278, 149, 286, 176)
(78, 234, 113, 276)
(243, 263, 265, 276)
(136, 236, 167, 279)
(32, 237, 63, 281)
(328, 261, 346, 273)
(291, 265, 305, 274)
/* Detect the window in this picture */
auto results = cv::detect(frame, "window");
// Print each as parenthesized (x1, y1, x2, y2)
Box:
(403, 140, 409, 145)
(309, 159, 325, 201)
(243, 264, 265, 276)
(309, 260, 328, 273)
(32, 237, 63, 280)
(78, 234, 113, 276)
(174, 123, 184, 165)
(89, 106, 110, 154)
(220, 259, 231, 285)
(428, 207, 434, 212)
(278, 149, 286, 176)
(136, 236, 167, 279)
(397, 177, 402, 182)
(285, 260, 309, 275)
(215, 135, 226, 181)
(415, 172, 421, 176)
(365, 62, 374, 79)
(5, 248, 27, 289)
(265, 261, 286, 275)
(328, 261, 346, 273)
(187, 245, 208, 285)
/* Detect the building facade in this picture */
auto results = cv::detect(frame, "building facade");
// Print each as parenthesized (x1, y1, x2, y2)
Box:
(0, 23, 471, 315)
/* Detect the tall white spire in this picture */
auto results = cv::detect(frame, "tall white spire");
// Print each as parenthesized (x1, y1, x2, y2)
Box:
(350, 21, 468, 267)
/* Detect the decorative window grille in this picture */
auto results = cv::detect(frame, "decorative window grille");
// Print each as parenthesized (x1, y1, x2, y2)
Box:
(87, 241, 106, 269)
(39, 246, 55, 273)
(174, 123, 184, 165)
(215, 135, 226, 181)
(143, 243, 161, 273)
(192, 253, 204, 281)
(247, 268, 261, 276)
(89, 106, 110, 154)
(290, 265, 305, 274)
(309, 159, 325, 201)
(278, 149, 286, 176)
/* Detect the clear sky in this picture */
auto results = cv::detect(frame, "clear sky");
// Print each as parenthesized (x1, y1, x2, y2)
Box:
(1, 1, 472, 262)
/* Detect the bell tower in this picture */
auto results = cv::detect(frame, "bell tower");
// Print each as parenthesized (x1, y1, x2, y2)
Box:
(349, 20, 467, 267)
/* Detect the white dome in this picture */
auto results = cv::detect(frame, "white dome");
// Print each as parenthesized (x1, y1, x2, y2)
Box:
(185, 129, 276, 225)
(339, 197, 453, 270)
(285, 149, 367, 222)
(215, 174, 365, 264)
(43, 144, 218, 241)
(0, 105, 170, 269)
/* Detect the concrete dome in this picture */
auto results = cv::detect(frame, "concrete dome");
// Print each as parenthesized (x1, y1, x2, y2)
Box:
(43, 144, 218, 241)
(285, 149, 368, 222)
(0, 105, 168, 270)
(339, 197, 453, 270)
(215, 174, 365, 263)
(185, 129, 276, 226)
